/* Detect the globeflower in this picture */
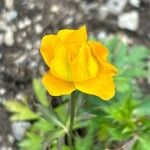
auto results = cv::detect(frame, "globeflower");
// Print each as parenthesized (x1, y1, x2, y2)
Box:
(40, 26, 117, 100)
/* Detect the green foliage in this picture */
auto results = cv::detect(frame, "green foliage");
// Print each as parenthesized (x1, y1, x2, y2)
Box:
(4, 98, 39, 121)
(33, 78, 49, 106)
(4, 36, 150, 150)
(133, 96, 150, 116)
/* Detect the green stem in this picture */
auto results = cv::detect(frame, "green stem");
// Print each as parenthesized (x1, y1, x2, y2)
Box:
(57, 137, 63, 150)
(68, 91, 78, 150)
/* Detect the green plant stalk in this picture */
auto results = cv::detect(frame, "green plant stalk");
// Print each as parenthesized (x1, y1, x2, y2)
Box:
(68, 91, 78, 150)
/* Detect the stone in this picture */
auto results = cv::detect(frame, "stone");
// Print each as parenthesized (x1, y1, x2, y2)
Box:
(0, 88, 6, 95)
(129, 0, 140, 8)
(4, 0, 14, 10)
(11, 122, 31, 141)
(0, 34, 4, 45)
(118, 11, 139, 31)
(106, 0, 127, 15)
(17, 17, 31, 29)
(97, 31, 107, 40)
(51, 5, 59, 13)
(4, 29, 14, 46)
(4, 10, 18, 22)
(34, 24, 43, 34)
(7, 134, 15, 144)
(98, 6, 109, 21)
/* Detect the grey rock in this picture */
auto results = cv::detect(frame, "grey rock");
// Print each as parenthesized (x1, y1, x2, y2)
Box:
(106, 0, 128, 15)
(34, 24, 43, 34)
(51, 5, 60, 13)
(4, 10, 18, 22)
(98, 6, 109, 21)
(0, 88, 6, 95)
(11, 122, 31, 141)
(17, 17, 31, 30)
(7, 135, 15, 144)
(118, 11, 139, 31)
(129, 0, 140, 8)
(0, 34, 4, 45)
(4, 29, 14, 46)
(97, 31, 107, 40)
(4, 0, 14, 10)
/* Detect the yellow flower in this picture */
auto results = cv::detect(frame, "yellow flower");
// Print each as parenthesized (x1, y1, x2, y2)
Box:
(40, 26, 117, 100)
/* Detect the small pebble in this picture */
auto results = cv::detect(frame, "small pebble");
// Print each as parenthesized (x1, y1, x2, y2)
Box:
(4, 10, 18, 22)
(106, 0, 127, 15)
(34, 24, 43, 34)
(0, 88, 6, 95)
(11, 122, 31, 141)
(4, 0, 14, 10)
(129, 0, 140, 8)
(118, 11, 139, 31)
(4, 29, 14, 46)
(18, 17, 31, 30)
(51, 5, 59, 13)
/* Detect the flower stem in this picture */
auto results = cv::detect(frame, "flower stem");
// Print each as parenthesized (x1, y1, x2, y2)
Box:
(68, 91, 78, 150)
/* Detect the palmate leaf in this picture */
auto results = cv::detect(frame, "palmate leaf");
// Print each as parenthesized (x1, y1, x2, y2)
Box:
(31, 118, 54, 132)
(42, 128, 65, 150)
(33, 78, 49, 107)
(19, 132, 42, 150)
(75, 118, 100, 150)
(133, 96, 150, 116)
(4, 99, 39, 121)
(128, 46, 149, 63)
(36, 104, 68, 133)
(115, 76, 131, 93)
(132, 134, 150, 150)
(104, 36, 149, 79)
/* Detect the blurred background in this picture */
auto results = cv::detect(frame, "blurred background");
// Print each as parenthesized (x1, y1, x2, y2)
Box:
(0, 0, 150, 149)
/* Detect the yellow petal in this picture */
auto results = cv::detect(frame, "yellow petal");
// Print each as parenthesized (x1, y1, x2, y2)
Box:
(57, 29, 74, 40)
(75, 73, 115, 100)
(104, 63, 118, 76)
(40, 35, 59, 67)
(89, 41, 117, 75)
(70, 43, 99, 82)
(42, 71, 75, 96)
(88, 41, 108, 61)
(64, 25, 87, 46)
(50, 46, 72, 81)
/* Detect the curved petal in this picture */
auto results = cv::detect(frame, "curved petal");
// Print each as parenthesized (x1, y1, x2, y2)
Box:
(42, 71, 75, 96)
(104, 63, 118, 76)
(57, 29, 74, 40)
(50, 46, 72, 81)
(89, 41, 117, 75)
(88, 41, 108, 61)
(64, 25, 87, 45)
(75, 73, 115, 100)
(69, 43, 99, 82)
(40, 35, 59, 67)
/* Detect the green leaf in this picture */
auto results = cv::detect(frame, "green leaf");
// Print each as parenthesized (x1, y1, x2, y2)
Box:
(19, 132, 42, 150)
(32, 118, 54, 132)
(128, 46, 149, 63)
(37, 104, 68, 133)
(133, 96, 150, 116)
(33, 78, 49, 106)
(75, 118, 100, 150)
(115, 76, 131, 93)
(42, 128, 65, 150)
(4, 100, 39, 121)
(133, 134, 150, 150)
(108, 127, 131, 141)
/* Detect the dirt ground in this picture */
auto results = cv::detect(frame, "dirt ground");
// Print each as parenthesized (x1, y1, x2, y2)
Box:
(0, 0, 150, 149)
